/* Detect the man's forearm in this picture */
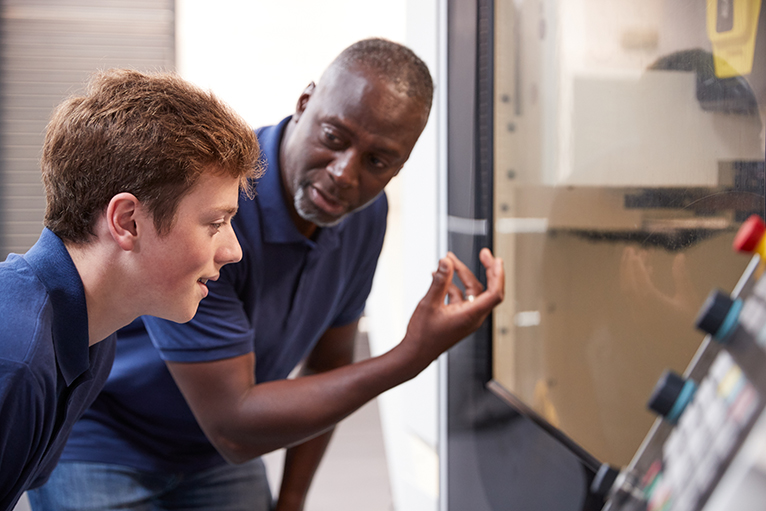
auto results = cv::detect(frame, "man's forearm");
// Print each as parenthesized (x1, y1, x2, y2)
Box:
(168, 250, 504, 465)
(203, 341, 421, 462)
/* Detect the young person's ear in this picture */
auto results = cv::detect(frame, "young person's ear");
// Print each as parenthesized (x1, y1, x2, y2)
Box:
(106, 193, 141, 251)
(293, 82, 316, 121)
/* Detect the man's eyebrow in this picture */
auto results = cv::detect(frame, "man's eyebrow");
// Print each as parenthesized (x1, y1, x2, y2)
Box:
(373, 146, 400, 157)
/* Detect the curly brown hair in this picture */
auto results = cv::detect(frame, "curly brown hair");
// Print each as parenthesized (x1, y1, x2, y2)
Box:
(42, 68, 262, 244)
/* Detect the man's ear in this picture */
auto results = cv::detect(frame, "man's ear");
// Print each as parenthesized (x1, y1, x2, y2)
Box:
(293, 82, 316, 121)
(106, 193, 141, 251)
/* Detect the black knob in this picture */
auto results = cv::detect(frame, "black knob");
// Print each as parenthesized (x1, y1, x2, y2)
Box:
(647, 370, 696, 423)
(648, 370, 685, 417)
(695, 289, 734, 338)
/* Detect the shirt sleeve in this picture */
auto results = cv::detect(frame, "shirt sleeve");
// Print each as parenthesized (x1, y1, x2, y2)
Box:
(143, 265, 255, 363)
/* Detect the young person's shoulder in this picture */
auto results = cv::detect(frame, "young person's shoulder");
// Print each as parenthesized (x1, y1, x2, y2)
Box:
(0, 256, 53, 364)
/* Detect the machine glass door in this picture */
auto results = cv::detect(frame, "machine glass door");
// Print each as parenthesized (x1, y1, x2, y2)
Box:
(491, 0, 766, 468)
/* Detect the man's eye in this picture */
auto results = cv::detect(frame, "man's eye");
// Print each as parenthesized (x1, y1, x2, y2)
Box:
(210, 222, 224, 232)
(369, 155, 387, 170)
(323, 129, 341, 145)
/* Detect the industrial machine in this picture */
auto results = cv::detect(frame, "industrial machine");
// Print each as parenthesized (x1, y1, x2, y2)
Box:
(442, 1, 766, 509)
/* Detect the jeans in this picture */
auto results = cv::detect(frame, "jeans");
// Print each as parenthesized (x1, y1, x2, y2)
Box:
(28, 459, 273, 511)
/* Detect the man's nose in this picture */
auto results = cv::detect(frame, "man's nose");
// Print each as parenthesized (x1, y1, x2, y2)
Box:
(327, 151, 360, 189)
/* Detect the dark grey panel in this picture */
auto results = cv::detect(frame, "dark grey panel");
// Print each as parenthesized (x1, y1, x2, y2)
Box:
(444, 0, 600, 509)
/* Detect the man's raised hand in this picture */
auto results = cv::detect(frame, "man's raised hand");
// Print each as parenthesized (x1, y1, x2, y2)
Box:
(401, 248, 505, 374)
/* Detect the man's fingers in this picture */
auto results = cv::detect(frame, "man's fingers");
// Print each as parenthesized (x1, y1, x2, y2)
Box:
(446, 248, 504, 304)
(446, 251, 484, 298)
(481, 249, 505, 302)
(446, 283, 463, 304)
(424, 257, 455, 305)
(479, 247, 496, 270)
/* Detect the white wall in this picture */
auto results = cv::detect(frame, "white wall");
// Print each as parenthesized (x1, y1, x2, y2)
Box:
(365, 0, 442, 509)
(177, 0, 405, 128)
(177, 2, 442, 510)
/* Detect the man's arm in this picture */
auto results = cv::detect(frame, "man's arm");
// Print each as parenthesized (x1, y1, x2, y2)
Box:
(275, 322, 358, 511)
(166, 250, 504, 464)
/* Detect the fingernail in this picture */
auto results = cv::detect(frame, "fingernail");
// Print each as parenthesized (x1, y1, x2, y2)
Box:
(439, 260, 448, 272)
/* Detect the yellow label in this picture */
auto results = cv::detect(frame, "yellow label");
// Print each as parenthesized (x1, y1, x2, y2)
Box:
(707, 0, 762, 77)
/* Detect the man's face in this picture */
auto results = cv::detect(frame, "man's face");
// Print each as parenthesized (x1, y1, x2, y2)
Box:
(138, 168, 242, 323)
(280, 65, 429, 233)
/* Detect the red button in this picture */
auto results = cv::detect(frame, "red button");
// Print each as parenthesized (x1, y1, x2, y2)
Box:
(733, 215, 766, 253)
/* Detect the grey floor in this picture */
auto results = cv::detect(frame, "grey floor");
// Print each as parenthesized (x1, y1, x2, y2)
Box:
(264, 396, 394, 511)
(310, 396, 393, 510)
(14, 332, 393, 511)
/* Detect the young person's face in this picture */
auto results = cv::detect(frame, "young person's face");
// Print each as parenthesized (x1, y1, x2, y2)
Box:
(140, 168, 242, 323)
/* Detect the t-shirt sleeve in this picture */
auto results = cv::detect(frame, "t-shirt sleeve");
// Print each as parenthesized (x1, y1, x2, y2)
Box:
(331, 193, 388, 328)
(143, 268, 254, 363)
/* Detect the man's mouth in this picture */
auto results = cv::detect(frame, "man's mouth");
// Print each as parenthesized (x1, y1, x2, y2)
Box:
(309, 185, 346, 215)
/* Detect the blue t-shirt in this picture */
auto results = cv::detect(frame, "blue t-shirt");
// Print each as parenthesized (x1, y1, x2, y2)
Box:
(0, 228, 115, 511)
(60, 117, 388, 473)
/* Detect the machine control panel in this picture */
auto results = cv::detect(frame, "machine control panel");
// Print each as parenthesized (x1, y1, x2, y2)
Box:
(602, 215, 766, 511)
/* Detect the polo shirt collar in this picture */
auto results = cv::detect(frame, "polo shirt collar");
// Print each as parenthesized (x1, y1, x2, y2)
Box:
(255, 116, 341, 251)
(24, 228, 90, 386)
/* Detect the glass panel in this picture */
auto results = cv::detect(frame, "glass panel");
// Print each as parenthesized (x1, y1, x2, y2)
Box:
(492, 0, 765, 467)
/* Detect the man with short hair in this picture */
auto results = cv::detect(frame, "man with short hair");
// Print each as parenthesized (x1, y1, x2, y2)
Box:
(0, 68, 261, 511)
(33, 39, 504, 511)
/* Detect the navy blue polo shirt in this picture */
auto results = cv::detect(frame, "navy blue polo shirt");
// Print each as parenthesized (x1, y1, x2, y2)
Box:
(60, 117, 388, 473)
(0, 228, 115, 511)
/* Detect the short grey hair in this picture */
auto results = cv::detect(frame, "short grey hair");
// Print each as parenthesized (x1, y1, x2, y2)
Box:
(327, 38, 434, 114)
